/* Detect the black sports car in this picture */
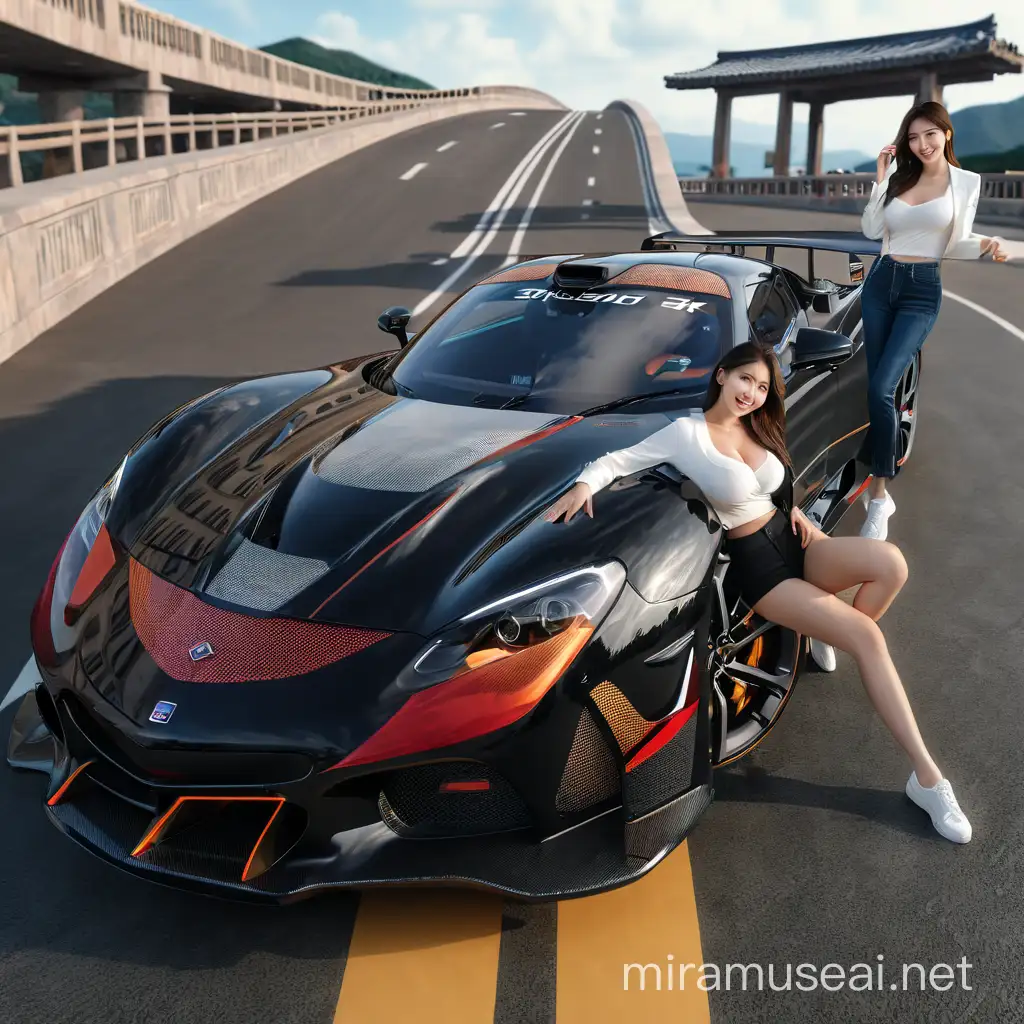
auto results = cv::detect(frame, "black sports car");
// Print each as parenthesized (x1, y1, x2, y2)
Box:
(8, 230, 918, 903)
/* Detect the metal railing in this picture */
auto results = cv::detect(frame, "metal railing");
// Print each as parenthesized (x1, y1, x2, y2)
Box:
(678, 172, 1024, 202)
(0, 94, 535, 188)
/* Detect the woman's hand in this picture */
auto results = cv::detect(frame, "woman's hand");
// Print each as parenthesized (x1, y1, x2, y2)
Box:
(544, 482, 594, 523)
(790, 507, 824, 549)
(980, 237, 1009, 263)
(876, 145, 896, 184)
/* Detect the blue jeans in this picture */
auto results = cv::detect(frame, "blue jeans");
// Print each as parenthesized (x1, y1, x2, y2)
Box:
(858, 255, 942, 479)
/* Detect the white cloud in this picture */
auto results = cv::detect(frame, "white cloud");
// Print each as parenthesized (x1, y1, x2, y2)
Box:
(212, 0, 256, 29)
(313, 0, 1024, 157)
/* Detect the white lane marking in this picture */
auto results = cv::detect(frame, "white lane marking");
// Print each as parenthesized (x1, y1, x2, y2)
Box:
(944, 289, 1024, 344)
(510, 111, 526, 116)
(502, 110, 587, 266)
(592, 145, 600, 155)
(582, 198, 594, 206)
(431, 258, 449, 266)
(413, 111, 579, 317)
(594, 128, 602, 135)
(1, 657, 40, 712)
(581, 213, 590, 220)
(587, 176, 596, 187)
(400, 162, 428, 181)
(447, 110, 576, 262)
(436, 140, 458, 152)
(490, 122, 506, 129)
(596, 113, 603, 120)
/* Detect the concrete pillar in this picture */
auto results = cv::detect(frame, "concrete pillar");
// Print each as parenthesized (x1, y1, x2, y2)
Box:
(773, 90, 793, 177)
(111, 71, 171, 158)
(917, 71, 943, 106)
(711, 91, 733, 178)
(36, 88, 85, 179)
(806, 101, 824, 177)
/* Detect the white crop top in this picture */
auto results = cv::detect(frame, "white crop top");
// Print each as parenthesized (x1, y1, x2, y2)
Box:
(575, 411, 785, 531)
(883, 186, 953, 259)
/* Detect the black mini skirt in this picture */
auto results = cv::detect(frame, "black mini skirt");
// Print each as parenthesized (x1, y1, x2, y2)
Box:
(724, 509, 806, 608)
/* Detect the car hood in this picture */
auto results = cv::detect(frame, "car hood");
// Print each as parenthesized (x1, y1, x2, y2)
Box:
(115, 369, 702, 636)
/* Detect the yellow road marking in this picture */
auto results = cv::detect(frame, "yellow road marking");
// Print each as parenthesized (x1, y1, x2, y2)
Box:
(556, 841, 709, 1022)
(333, 889, 504, 1023)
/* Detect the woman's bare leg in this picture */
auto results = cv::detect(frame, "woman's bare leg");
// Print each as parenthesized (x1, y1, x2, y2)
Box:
(753, 578, 942, 788)
(802, 535, 908, 621)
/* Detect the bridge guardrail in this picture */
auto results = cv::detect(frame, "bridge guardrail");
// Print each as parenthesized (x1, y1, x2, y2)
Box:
(678, 172, 1024, 202)
(0, 87, 560, 188)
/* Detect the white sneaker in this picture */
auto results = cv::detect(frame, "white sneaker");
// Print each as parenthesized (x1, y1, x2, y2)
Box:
(860, 493, 895, 540)
(808, 639, 837, 672)
(906, 772, 972, 844)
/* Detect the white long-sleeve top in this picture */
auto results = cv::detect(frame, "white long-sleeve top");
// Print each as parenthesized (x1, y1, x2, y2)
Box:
(861, 160, 997, 261)
(575, 411, 784, 531)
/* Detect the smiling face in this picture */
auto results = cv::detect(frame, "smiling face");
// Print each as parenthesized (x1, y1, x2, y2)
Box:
(715, 359, 771, 418)
(907, 116, 949, 168)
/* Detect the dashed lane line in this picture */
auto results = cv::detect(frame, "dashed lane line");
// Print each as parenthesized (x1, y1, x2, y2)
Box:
(491, 122, 506, 129)
(587, 176, 596, 187)
(436, 140, 458, 152)
(400, 162, 428, 181)
(593, 145, 600, 155)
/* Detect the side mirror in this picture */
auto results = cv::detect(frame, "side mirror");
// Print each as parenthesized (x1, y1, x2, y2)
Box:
(377, 306, 412, 348)
(791, 327, 853, 372)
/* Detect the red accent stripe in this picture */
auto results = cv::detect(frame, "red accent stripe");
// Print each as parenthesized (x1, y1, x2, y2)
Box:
(475, 416, 582, 465)
(47, 760, 95, 806)
(65, 523, 117, 621)
(311, 490, 460, 618)
(241, 798, 287, 882)
(439, 780, 490, 792)
(624, 704, 697, 773)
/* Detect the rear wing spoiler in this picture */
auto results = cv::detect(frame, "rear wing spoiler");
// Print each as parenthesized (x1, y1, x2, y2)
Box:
(642, 230, 882, 285)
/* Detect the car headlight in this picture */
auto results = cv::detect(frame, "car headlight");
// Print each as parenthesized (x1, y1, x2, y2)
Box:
(39, 458, 126, 656)
(326, 562, 626, 771)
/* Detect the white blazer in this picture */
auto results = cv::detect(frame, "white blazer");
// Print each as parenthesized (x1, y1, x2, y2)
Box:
(861, 159, 997, 260)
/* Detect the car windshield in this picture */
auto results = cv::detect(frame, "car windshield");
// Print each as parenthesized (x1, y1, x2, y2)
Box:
(390, 278, 733, 413)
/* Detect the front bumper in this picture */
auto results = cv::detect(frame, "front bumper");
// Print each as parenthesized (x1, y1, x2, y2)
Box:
(7, 682, 712, 904)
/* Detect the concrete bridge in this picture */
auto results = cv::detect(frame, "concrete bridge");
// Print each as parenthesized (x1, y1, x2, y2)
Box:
(0, 0, 480, 118)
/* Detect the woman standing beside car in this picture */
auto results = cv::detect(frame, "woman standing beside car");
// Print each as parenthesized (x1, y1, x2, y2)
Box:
(857, 100, 1007, 541)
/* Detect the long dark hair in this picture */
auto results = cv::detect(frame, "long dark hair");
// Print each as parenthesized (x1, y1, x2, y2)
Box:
(703, 342, 791, 469)
(885, 101, 960, 206)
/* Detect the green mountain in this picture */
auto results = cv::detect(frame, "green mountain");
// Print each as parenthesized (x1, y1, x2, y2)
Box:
(259, 38, 435, 92)
(961, 145, 1024, 172)
(854, 92, 1024, 171)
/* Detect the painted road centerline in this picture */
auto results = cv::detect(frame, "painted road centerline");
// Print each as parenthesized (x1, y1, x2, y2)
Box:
(333, 890, 503, 1023)
(588, 176, 596, 187)
(593, 145, 601, 155)
(400, 163, 428, 181)
(556, 842, 710, 1022)
(491, 122, 506, 129)
(436, 141, 458, 152)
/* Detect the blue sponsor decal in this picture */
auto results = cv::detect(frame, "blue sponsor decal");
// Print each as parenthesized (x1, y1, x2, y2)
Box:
(149, 701, 177, 724)
(189, 641, 214, 662)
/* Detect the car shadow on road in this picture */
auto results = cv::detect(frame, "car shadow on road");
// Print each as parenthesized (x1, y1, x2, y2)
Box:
(712, 762, 943, 841)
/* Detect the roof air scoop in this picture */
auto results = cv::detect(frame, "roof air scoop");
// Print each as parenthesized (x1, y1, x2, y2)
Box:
(552, 260, 610, 292)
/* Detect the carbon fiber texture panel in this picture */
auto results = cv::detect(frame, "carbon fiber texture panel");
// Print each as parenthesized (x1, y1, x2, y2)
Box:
(315, 402, 558, 493)
(129, 559, 389, 682)
(623, 714, 698, 820)
(555, 706, 620, 814)
(607, 264, 731, 297)
(205, 538, 330, 612)
(477, 262, 559, 284)
(380, 762, 531, 837)
(624, 784, 713, 863)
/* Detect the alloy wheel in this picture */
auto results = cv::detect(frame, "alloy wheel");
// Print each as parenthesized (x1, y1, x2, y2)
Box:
(896, 352, 920, 467)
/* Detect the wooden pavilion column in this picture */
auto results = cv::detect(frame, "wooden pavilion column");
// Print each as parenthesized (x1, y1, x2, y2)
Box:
(806, 100, 824, 176)
(917, 71, 943, 104)
(711, 91, 733, 178)
(772, 90, 793, 176)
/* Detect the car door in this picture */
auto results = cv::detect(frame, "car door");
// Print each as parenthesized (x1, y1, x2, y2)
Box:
(746, 271, 837, 507)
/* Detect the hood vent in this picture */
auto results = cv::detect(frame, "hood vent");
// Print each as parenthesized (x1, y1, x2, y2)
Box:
(205, 538, 330, 612)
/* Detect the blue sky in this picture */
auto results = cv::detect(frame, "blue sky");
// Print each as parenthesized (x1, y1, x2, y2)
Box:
(146, 0, 1024, 155)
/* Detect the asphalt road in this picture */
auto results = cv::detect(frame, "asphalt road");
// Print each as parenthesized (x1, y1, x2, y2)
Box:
(2, 108, 1023, 1024)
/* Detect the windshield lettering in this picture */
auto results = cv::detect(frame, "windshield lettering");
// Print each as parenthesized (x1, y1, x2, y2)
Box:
(514, 287, 647, 306)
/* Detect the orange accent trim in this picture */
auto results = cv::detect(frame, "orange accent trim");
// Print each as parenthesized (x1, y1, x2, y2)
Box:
(131, 796, 283, 857)
(66, 523, 116, 613)
(476, 262, 561, 285)
(47, 760, 95, 806)
(439, 780, 491, 792)
(606, 263, 731, 298)
(847, 475, 873, 504)
(310, 491, 460, 617)
(241, 798, 287, 882)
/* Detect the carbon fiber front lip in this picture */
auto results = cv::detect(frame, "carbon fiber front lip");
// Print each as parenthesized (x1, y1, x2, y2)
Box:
(45, 782, 713, 904)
